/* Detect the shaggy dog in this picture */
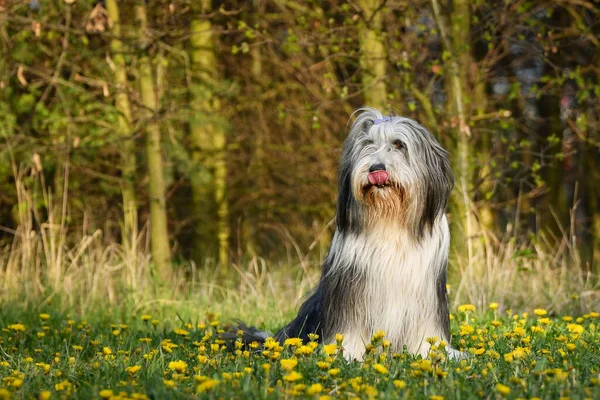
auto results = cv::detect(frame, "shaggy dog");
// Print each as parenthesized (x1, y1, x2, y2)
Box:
(234, 107, 461, 360)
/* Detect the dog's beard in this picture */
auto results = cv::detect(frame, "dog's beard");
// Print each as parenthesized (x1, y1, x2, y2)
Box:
(357, 182, 408, 226)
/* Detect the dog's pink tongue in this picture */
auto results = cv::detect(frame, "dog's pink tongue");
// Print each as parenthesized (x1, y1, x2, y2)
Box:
(368, 170, 389, 186)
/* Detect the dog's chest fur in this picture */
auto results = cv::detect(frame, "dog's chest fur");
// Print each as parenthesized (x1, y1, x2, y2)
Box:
(324, 219, 450, 359)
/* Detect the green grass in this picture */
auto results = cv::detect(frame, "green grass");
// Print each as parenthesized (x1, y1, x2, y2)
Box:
(1, 304, 599, 399)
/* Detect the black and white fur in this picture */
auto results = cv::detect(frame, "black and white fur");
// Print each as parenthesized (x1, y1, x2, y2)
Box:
(235, 108, 460, 360)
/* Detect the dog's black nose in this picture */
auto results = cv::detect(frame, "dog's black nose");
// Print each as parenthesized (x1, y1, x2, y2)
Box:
(369, 163, 386, 172)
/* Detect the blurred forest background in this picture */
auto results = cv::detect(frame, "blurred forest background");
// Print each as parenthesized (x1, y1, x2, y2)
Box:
(1, 0, 599, 315)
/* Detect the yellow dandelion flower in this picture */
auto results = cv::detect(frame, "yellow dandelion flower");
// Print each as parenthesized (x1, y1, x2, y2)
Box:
(168, 360, 188, 373)
(393, 379, 407, 389)
(112, 329, 121, 336)
(295, 345, 314, 355)
(54, 380, 71, 392)
(173, 328, 189, 336)
(126, 365, 142, 375)
(534, 309, 547, 316)
(317, 361, 331, 370)
(430, 395, 444, 400)
(460, 325, 475, 336)
(335, 333, 344, 344)
(458, 304, 476, 313)
(503, 353, 514, 363)
(284, 338, 303, 347)
(306, 383, 323, 395)
(39, 390, 51, 400)
(163, 379, 176, 388)
(10, 379, 23, 389)
(373, 363, 388, 374)
(307, 333, 319, 341)
(488, 303, 499, 310)
(283, 371, 303, 382)
(196, 379, 219, 393)
(496, 383, 510, 396)
(567, 323, 584, 334)
(8, 323, 26, 332)
(512, 347, 529, 359)
(327, 368, 340, 377)
(99, 389, 114, 398)
(102, 347, 112, 356)
(323, 344, 338, 355)
(0, 389, 10, 400)
(566, 343, 576, 352)
(39, 314, 50, 321)
(280, 358, 298, 371)
(72, 345, 83, 351)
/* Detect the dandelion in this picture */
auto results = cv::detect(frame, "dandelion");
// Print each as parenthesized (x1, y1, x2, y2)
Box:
(534, 309, 547, 316)
(430, 396, 444, 400)
(168, 360, 188, 373)
(99, 389, 114, 398)
(317, 361, 331, 370)
(567, 323, 584, 334)
(173, 328, 189, 336)
(126, 365, 142, 375)
(283, 371, 303, 382)
(460, 325, 475, 336)
(295, 345, 314, 355)
(335, 333, 344, 344)
(306, 383, 323, 395)
(489, 303, 499, 310)
(102, 347, 112, 355)
(284, 338, 303, 347)
(496, 383, 510, 396)
(323, 344, 337, 355)
(327, 368, 341, 377)
(39, 314, 50, 320)
(458, 304, 476, 313)
(196, 379, 219, 393)
(8, 323, 26, 332)
(39, 390, 52, 400)
(394, 380, 407, 389)
(163, 379, 176, 388)
(373, 363, 388, 374)
(280, 358, 298, 371)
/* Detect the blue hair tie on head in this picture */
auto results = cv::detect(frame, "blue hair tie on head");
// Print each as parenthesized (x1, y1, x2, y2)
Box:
(373, 116, 392, 125)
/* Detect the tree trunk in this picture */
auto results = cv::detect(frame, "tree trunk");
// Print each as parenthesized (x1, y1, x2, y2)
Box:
(359, 0, 387, 110)
(189, 0, 230, 272)
(431, 0, 482, 265)
(106, 0, 138, 260)
(135, 0, 172, 283)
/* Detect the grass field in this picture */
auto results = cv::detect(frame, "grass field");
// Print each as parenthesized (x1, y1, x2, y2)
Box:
(1, 301, 599, 399)
(2, 181, 600, 398)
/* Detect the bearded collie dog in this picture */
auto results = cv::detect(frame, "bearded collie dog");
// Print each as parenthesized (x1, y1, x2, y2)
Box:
(232, 107, 462, 360)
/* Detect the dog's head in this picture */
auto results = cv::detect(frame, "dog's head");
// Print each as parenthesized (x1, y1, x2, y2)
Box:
(336, 108, 453, 235)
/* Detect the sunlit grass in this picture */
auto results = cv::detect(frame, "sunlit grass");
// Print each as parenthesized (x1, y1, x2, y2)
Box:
(0, 305, 599, 399)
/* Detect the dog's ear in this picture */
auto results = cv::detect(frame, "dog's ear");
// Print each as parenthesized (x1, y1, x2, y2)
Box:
(419, 133, 454, 234)
(335, 143, 359, 233)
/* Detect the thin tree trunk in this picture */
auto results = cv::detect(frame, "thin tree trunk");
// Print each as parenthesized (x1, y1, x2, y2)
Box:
(431, 0, 482, 265)
(189, 0, 230, 272)
(106, 0, 138, 261)
(135, 0, 172, 282)
(359, 0, 387, 110)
